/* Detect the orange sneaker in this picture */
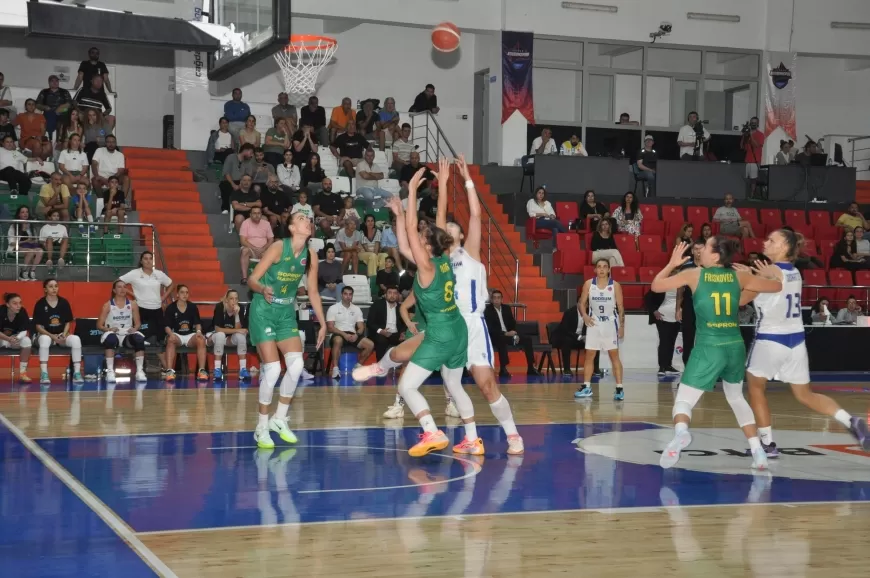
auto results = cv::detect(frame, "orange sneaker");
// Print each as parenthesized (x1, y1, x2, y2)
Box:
(452, 437, 485, 455)
(408, 430, 449, 457)
(18, 374, 32, 384)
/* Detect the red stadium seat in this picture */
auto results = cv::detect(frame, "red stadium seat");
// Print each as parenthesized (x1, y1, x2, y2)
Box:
(743, 238, 763, 255)
(621, 285, 644, 310)
(583, 265, 595, 280)
(554, 201, 579, 230)
(790, 223, 814, 239)
(759, 208, 783, 229)
(553, 233, 585, 275)
(661, 205, 685, 226)
(801, 269, 827, 305)
(642, 252, 669, 267)
(783, 209, 807, 227)
(558, 246, 588, 275)
(609, 202, 620, 214)
(621, 251, 642, 269)
(808, 210, 832, 228)
(813, 223, 838, 241)
(819, 239, 838, 264)
(614, 234, 636, 254)
(855, 271, 870, 287)
(642, 220, 665, 236)
(801, 239, 818, 256)
(525, 218, 552, 246)
(828, 269, 853, 287)
(611, 266, 636, 282)
(832, 288, 855, 310)
(639, 204, 660, 221)
(639, 267, 658, 283)
(686, 206, 710, 224)
(736, 207, 758, 222)
(638, 234, 664, 253)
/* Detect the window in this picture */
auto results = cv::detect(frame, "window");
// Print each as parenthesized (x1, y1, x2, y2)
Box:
(672, 80, 699, 128)
(644, 76, 671, 127)
(704, 80, 758, 131)
(647, 48, 701, 74)
(614, 74, 641, 123)
(705, 52, 759, 77)
(534, 69, 582, 122)
(588, 74, 613, 122)
(534, 39, 583, 67)
(585, 43, 642, 70)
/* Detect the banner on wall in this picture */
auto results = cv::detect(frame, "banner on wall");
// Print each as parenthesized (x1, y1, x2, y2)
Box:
(764, 52, 797, 150)
(501, 31, 534, 124)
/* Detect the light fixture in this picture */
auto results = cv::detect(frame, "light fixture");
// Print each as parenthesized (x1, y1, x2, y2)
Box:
(831, 22, 870, 30)
(561, 2, 618, 13)
(686, 12, 740, 23)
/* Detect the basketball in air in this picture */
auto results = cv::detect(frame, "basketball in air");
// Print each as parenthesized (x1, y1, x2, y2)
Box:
(432, 22, 461, 53)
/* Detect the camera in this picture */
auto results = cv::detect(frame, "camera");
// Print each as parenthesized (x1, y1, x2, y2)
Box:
(659, 22, 673, 34)
(741, 121, 751, 134)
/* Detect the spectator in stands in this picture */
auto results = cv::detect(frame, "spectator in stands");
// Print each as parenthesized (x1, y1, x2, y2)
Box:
(75, 76, 113, 120)
(277, 149, 301, 192)
(830, 230, 869, 271)
(0, 135, 31, 194)
(645, 276, 680, 376)
(34, 278, 83, 384)
(376, 256, 400, 296)
(239, 206, 273, 284)
(220, 142, 255, 214)
(788, 139, 797, 162)
(75, 47, 113, 94)
(356, 148, 392, 209)
(418, 185, 439, 223)
(742, 116, 765, 198)
(339, 195, 362, 226)
(272, 92, 297, 133)
(291, 121, 318, 168)
(251, 148, 276, 192)
(331, 121, 369, 178)
(579, 190, 605, 230)
(811, 297, 833, 325)
(527, 186, 567, 235)
(356, 99, 379, 141)
(380, 215, 401, 269)
(335, 218, 364, 273)
(208, 289, 249, 381)
(102, 175, 126, 234)
(231, 174, 261, 232)
(82, 108, 114, 163)
(677, 111, 710, 160)
(58, 134, 90, 191)
(239, 115, 262, 149)
(675, 223, 694, 251)
(326, 286, 374, 378)
(591, 218, 624, 267)
(15, 99, 51, 160)
(409, 84, 439, 114)
(377, 97, 401, 151)
(26, 155, 55, 188)
(36, 75, 72, 142)
(58, 109, 83, 153)
(0, 109, 16, 145)
(612, 191, 643, 243)
(398, 264, 416, 298)
(301, 95, 328, 146)
(391, 123, 415, 173)
(318, 246, 345, 301)
(0, 292, 32, 383)
(261, 176, 290, 228)
(399, 152, 434, 199)
(163, 284, 208, 383)
(774, 140, 792, 166)
(7, 206, 42, 280)
(835, 295, 862, 325)
(264, 119, 292, 168)
(484, 289, 541, 378)
(795, 140, 819, 165)
(71, 182, 95, 230)
(713, 193, 755, 238)
(699, 222, 713, 242)
(675, 239, 704, 365)
(38, 209, 69, 268)
(367, 285, 406, 360)
(206, 117, 238, 165)
(0, 73, 15, 119)
(551, 295, 600, 378)
(36, 173, 70, 220)
(635, 134, 657, 196)
(530, 127, 557, 156)
(120, 251, 173, 374)
(835, 202, 869, 233)
(855, 226, 870, 258)
(360, 214, 387, 277)
(313, 178, 342, 229)
(291, 189, 314, 220)
(224, 88, 250, 136)
(301, 152, 326, 192)
(91, 135, 129, 196)
(329, 97, 357, 143)
(559, 133, 587, 156)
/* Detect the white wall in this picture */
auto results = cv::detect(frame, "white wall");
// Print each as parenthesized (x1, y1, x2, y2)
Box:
(0, 30, 174, 149)
(790, 0, 870, 56)
(797, 56, 870, 141)
(290, 0, 502, 31)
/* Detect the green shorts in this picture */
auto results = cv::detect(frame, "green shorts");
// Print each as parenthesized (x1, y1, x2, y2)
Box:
(248, 297, 298, 346)
(410, 323, 467, 371)
(681, 339, 746, 392)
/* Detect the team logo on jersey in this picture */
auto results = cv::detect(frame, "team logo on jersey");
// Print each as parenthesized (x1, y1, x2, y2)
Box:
(607, 286, 613, 292)
(301, 258, 307, 266)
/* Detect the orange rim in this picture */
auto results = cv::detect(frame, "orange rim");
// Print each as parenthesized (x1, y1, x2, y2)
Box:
(285, 34, 336, 53)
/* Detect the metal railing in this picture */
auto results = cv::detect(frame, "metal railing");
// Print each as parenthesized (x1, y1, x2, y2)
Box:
(848, 135, 870, 180)
(409, 111, 521, 303)
(0, 219, 167, 281)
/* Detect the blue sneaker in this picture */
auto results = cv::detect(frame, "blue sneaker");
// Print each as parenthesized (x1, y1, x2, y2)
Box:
(574, 386, 593, 399)
(213, 368, 224, 382)
(849, 417, 870, 451)
(745, 441, 779, 458)
(613, 388, 624, 401)
(40, 371, 50, 384)
(72, 371, 84, 384)
(239, 368, 251, 381)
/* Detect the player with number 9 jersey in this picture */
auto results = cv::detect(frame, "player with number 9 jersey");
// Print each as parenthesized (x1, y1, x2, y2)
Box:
(410, 253, 468, 371)
(249, 238, 306, 345)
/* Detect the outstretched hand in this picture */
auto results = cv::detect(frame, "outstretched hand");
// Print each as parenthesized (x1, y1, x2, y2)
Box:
(431, 157, 450, 183)
(386, 196, 404, 216)
(731, 263, 752, 273)
(752, 260, 782, 280)
(668, 242, 690, 269)
(455, 154, 472, 181)
(408, 167, 428, 195)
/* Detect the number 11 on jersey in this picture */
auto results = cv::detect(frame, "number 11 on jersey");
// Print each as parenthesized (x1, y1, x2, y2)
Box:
(711, 292, 731, 316)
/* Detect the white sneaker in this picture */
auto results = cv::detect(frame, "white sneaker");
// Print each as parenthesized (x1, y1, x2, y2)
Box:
(268, 416, 298, 443)
(352, 363, 388, 381)
(45, 260, 53, 268)
(659, 429, 693, 469)
(254, 425, 275, 449)
(222, 209, 229, 215)
(383, 402, 405, 419)
(106, 370, 117, 383)
(300, 368, 315, 381)
(507, 434, 525, 455)
(57, 257, 65, 267)
(445, 399, 461, 418)
(750, 446, 769, 471)
(135, 370, 147, 382)
(331, 366, 340, 379)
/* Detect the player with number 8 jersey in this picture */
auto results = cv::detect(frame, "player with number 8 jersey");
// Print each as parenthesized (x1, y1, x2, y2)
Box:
(409, 253, 467, 371)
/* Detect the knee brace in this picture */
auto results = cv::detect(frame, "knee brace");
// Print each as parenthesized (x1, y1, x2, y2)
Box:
(211, 331, 227, 355)
(672, 383, 704, 420)
(279, 352, 304, 398)
(234, 332, 248, 355)
(19, 335, 32, 349)
(127, 333, 145, 352)
(723, 380, 755, 427)
(258, 361, 282, 406)
(103, 334, 120, 350)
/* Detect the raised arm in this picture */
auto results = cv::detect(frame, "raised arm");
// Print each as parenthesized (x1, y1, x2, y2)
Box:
(307, 245, 327, 349)
(404, 168, 435, 283)
(651, 242, 697, 293)
(386, 196, 415, 264)
(434, 157, 450, 230)
(738, 263, 783, 295)
(456, 155, 481, 259)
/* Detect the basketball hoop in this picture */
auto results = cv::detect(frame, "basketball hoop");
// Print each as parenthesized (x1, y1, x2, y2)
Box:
(274, 35, 337, 103)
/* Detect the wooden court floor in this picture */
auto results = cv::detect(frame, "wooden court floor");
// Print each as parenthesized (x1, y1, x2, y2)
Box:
(2, 376, 869, 577)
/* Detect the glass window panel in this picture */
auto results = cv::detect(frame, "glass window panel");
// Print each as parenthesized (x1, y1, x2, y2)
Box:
(614, 74, 641, 124)
(534, 39, 583, 66)
(588, 74, 613, 122)
(705, 52, 759, 77)
(644, 76, 670, 126)
(585, 43, 642, 70)
(672, 80, 699, 128)
(533, 68, 582, 122)
(646, 48, 701, 74)
(704, 80, 758, 131)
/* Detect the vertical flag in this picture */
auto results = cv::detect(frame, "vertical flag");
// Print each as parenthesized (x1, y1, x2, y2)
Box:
(764, 53, 797, 140)
(502, 31, 534, 124)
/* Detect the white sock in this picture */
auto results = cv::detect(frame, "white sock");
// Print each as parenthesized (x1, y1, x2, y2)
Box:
(748, 436, 762, 452)
(464, 421, 478, 441)
(73, 362, 81, 374)
(758, 426, 772, 445)
(675, 421, 689, 435)
(275, 402, 290, 420)
(257, 413, 268, 428)
(214, 359, 222, 371)
(239, 357, 247, 370)
(616, 383, 623, 389)
(489, 395, 518, 436)
(86, 214, 94, 223)
(20, 361, 27, 373)
(834, 409, 852, 428)
(419, 414, 438, 433)
(584, 381, 591, 388)
(135, 357, 144, 371)
(40, 362, 48, 373)
(106, 357, 114, 371)
(378, 348, 402, 370)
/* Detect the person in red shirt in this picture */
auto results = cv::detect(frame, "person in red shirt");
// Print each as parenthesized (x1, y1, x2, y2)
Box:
(15, 99, 51, 160)
(742, 116, 765, 199)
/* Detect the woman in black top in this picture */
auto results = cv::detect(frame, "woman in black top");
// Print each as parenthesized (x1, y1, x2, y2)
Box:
(376, 256, 400, 296)
(830, 230, 870, 271)
(10, 205, 44, 281)
(163, 284, 208, 383)
(102, 175, 126, 234)
(579, 190, 606, 230)
(291, 123, 318, 168)
(33, 278, 83, 384)
(207, 289, 249, 382)
(301, 152, 326, 192)
(590, 218, 624, 267)
(0, 292, 33, 383)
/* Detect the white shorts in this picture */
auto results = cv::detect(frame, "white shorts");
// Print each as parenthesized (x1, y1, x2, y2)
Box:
(747, 338, 811, 385)
(585, 317, 619, 351)
(463, 315, 494, 369)
(174, 333, 198, 347)
(0, 331, 28, 348)
(745, 163, 759, 179)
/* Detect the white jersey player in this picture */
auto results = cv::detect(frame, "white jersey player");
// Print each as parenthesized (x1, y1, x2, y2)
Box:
(97, 280, 147, 383)
(576, 259, 625, 401)
(450, 245, 493, 368)
(742, 230, 869, 455)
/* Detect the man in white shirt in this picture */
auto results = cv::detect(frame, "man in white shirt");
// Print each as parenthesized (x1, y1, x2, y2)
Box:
(0, 135, 32, 194)
(355, 148, 392, 209)
(38, 209, 69, 267)
(390, 123, 415, 173)
(529, 127, 558, 158)
(677, 111, 710, 160)
(560, 134, 588, 157)
(91, 135, 130, 195)
(325, 286, 374, 378)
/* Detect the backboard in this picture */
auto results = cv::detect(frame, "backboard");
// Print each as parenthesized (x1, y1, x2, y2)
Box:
(205, 0, 291, 81)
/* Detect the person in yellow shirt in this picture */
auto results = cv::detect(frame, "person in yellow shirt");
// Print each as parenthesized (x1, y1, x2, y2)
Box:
(835, 202, 869, 233)
(329, 97, 356, 143)
(561, 134, 588, 156)
(36, 172, 71, 220)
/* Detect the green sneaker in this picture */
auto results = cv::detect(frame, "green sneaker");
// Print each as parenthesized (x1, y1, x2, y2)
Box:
(268, 416, 298, 444)
(254, 425, 275, 449)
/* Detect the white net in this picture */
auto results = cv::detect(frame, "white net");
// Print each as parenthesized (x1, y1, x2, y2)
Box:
(274, 36, 337, 103)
